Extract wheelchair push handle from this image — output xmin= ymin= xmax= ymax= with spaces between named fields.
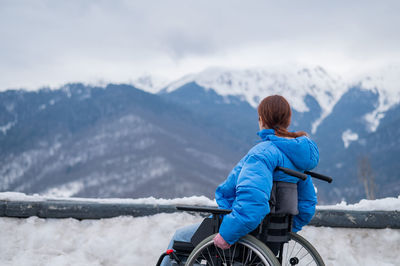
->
xmin=276 ymin=166 xmax=308 ymax=181
xmin=304 ymin=171 xmax=333 ymax=183
xmin=276 ymin=166 xmax=333 ymax=183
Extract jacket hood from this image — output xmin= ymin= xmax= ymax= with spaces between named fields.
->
xmin=257 ymin=129 xmax=319 ymax=171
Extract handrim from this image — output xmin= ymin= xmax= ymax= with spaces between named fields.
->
xmin=186 ymin=233 xmax=280 ymax=265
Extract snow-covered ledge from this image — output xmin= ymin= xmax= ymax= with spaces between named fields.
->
xmin=0 ymin=192 xmax=215 ymax=219
xmin=0 ymin=192 xmax=399 ymax=229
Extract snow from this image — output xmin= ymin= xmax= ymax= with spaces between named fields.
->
xmin=164 ymin=65 xmax=400 ymax=133
xmin=185 ymin=148 xmax=232 ymax=171
xmin=61 ymin=84 xmax=72 ymax=98
xmin=165 ymin=66 xmax=350 ymax=134
xmin=0 ymin=192 xmax=217 ymax=206
xmin=341 ymin=129 xmax=359 ymax=148
xmin=0 ymin=120 xmax=17 ymax=135
xmin=0 ymin=141 xmax=63 ymax=191
xmin=0 ymin=213 xmax=399 ymax=266
xmin=131 ymin=74 xmax=170 ymax=94
xmin=0 ymin=213 xmax=202 ymax=266
xmin=317 ymin=195 xmax=400 ymax=211
xmin=0 ymin=193 xmax=399 ymax=265
xmin=299 ymin=226 xmax=400 ymax=266
xmin=360 ymin=65 xmax=400 ymax=132
xmin=43 ymin=181 xmax=85 ymax=198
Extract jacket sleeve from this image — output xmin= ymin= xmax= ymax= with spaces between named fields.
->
xmin=215 ymin=158 xmax=245 ymax=210
xmin=218 ymin=154 xmax=274 ymax=244
xmin=292 ymin=176 xmax=317 ymax=232
xmin=304 ymin=137 xmax=319 ymax=170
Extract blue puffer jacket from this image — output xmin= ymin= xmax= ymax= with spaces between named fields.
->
xmin=215 ymin=129 xmax=319 ymax=244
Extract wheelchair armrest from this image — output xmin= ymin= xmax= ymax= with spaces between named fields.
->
xmin=172 ymin=240 xmax=195 ymax=253
xmin=176 ymin=205 xmax=232 ymax=215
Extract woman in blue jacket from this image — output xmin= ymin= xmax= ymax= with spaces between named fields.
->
xmin=161 ymin=95 xmax=319 ymax=264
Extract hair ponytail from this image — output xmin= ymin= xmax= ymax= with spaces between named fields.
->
xmin=273 ymin=126 xmax=307 ymax=138
xmin=258 ymin=95 xmax=308 ymax=138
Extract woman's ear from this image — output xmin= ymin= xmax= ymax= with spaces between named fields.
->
xmin=258 ymin=116 xmax=264 ymax=130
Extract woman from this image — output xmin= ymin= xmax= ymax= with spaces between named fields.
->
xmin=161 ymin=95 xmax=318 ymax=264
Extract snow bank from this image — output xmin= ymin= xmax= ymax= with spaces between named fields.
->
xmin=300 ymin=226 xmax=400 ymax=266
xmin=0 ymin=213 xmax=399 ymax=266
xmin=0 ymin=213 xmax=201 ymax=266
xmin=317 ymin=195 xmax=400 ymax=211
xmin=0 ymin=192 xmax=217 ymax=206
xmin=1 ymin=193 xmax=399 ymax=265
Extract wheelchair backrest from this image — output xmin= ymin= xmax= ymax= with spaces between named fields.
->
xmin=250 ymin=181 xmax=298 ymax=244
xmin=269 ymin=181 xmax=298 ymax=215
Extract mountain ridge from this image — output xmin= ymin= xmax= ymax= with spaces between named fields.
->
xmin=154 ymin=66 xmax=399 ymax=134
xmin=0 ymin=69 xmax=399 ymax=203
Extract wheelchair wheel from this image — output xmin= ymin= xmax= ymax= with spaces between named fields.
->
xmin=280 ymin=232 xmax=325 ymax=266
xmin=186 ymin=233 xmax=280 ymax=266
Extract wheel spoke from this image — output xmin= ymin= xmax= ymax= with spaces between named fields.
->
xmin=242 ymin=244 xmax=246 ymax=264
xmin=248 ymin=250 xmax=258 ymax=265
xmin=288 ymin=240 xmax=297 ymax=260
xmin=305 ymin=257 xmax=316 ymax=266
xmin=285 ymin=233 xmax=325 ymax=266
xmin=299 ymin=250 xmax=311 ymax=261
xmin=231 ymin=243 xmax=238 ymax=265
xmin=222 ymin=247 xmax=227 ymax=264
xmin=215 ymin=246 xmax=226 ymax=264
xmin=186 ymin=234 xmax=280 ymax=266
xmin=206 ymin=246 xmax=215 ymax=266
xmin=282 ymin=242 xmax=289 ymax=266
xmin=293 ymin=245 xmax=304 ymax=259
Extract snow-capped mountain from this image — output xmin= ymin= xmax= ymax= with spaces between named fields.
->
xmin=131 ymin=74 xmax=170 ymax=94
xmin=159 ymin=65 xmax=400 ymax=202
xmin=0 ymin=66 xmax=399 ymax=203
xmin=164 ymin=66 xmax=400 ymax=134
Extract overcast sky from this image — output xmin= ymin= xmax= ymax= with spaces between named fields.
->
xmin=1 ymin=0 xmax=399 ymax=90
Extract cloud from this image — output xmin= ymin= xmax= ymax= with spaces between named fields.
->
xmin=0 ymin=0 xmax=399 ymax=90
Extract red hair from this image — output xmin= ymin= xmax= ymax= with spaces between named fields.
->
xmin=257 ymin=95 xmax=307 ymax=138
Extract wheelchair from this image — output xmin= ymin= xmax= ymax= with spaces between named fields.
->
xmin=157 ymin=167 xmax=332 ymax=266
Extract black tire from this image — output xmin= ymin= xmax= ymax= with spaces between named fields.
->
xmin=186 ymin=233 xmax=280 ymax=265
xmin=280 ymin=232 xmax=325 ymax=266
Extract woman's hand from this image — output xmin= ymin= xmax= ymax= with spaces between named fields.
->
xmin=213 ymin=233 xmax=231 ymax=249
